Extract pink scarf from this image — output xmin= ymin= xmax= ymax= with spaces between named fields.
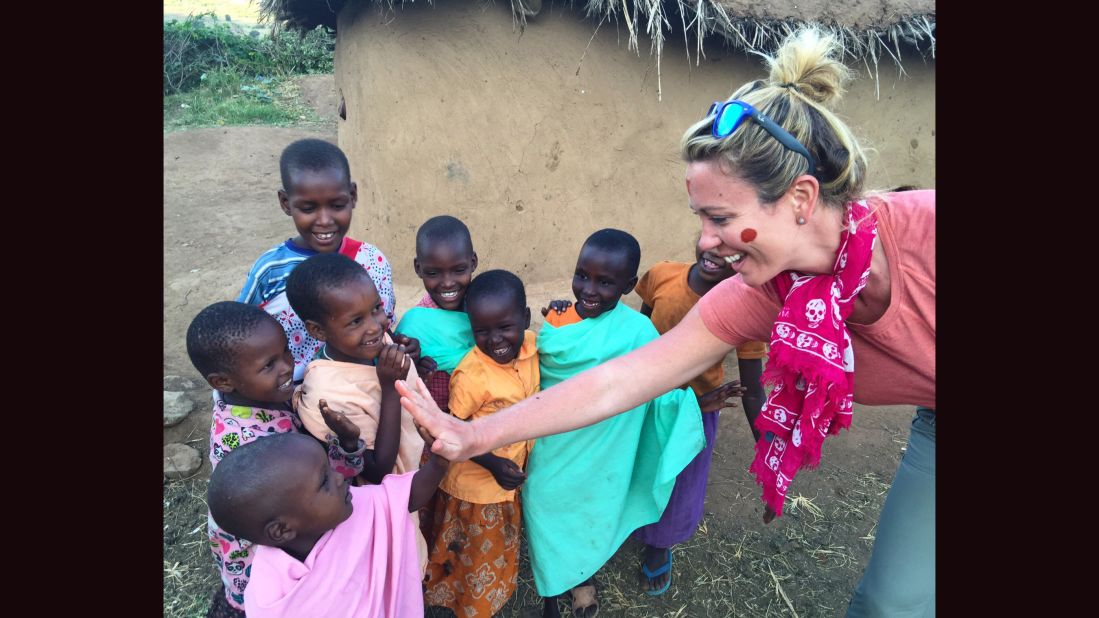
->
xmin=750 ymin=200 xmax=878 ymax=517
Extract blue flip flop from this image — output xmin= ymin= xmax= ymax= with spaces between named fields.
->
xmin=642 ymin=548 xmax=673 ymax=596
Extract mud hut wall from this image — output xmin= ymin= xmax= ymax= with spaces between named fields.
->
xmin=335 ymin=0 xmax=934 ymax=290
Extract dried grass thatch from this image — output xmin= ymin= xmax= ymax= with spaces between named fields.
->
xmin=259 ymin=1 xmax=935 ymax=98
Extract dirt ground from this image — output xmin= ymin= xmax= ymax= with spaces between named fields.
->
xmin=164 ymin=74 xmax=916 ymax=617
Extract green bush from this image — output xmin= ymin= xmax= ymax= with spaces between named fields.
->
xmin=163 ymin=13 xmax=333 ymax=95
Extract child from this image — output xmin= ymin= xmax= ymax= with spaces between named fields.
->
xmin=186 ymin=301 xmax=367 ymax=615
xmin=394 ymin=215 xmax=479 ymax=413
xmin=524 ymin=229 xmax=712 ymax=618
xmin=284 ymin=253 xmax=424 ymax=482
xmin=423 ymin=270 xmax=538 ymax=617
xmin=236 ymin=138 xmax=399 ymax=383
xmin=630 ymin=238 xmax=764 ymax=595
xmin=207 ymin=432 xmax=450 ymax=618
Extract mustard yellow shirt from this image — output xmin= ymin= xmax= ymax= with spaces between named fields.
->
xmin=440 ymin=330 xmax=540 ymax=504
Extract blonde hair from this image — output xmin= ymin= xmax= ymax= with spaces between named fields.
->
xmin=681 ymin=27 xmax=868 ymax=208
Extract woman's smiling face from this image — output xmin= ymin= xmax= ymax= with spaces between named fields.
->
xmin=687 ymin=159 xmax=800 ymax=287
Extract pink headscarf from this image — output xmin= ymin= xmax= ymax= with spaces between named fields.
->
xmin=751 ymin=200 xmax=878 ymax=516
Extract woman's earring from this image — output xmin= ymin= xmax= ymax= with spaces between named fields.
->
xmin=797 ymin=216 xmax=806 ymax=225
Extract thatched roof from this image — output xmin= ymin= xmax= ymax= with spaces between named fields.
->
xmin=259 ymin=1 xmax=934 ymax=97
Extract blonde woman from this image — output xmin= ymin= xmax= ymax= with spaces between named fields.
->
xmin=399 ymin=28 xmax=935 ymax=618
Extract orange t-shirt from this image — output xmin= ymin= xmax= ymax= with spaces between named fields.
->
xmin=543 ymin=304 xmax=583 ymax=328
xmin=697 ymin=191 xmax=935 ymax=408
xmin=440 ymin=331 xmax=540 ymax=504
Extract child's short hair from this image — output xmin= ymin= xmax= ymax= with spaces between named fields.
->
xmin=279 ymin=138 xmax=351 ymax=191
xmin=416 ymin=215 xmax=473 ymax=257
xmin=583 ymin=228 xmax=641 ymax=277
xmin=186 ymin=301 xmax=278 ymax=377
xmin=466 ymin=269 xmax=526 ymax=313
xmin=207 ymin=433 xmax=303 ymax=543
xmin=285 ymin=253 xmax=372 ymax=324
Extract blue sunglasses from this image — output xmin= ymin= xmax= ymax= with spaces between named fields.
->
xmin=706 ymin=100 xmax=817 ymax=177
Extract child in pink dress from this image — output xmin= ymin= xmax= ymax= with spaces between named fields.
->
xmin=207 ymin=433 xmax=450 ymax=618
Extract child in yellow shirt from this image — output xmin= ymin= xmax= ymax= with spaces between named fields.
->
xmin=423 ymin=270 xmax=538 ymax=617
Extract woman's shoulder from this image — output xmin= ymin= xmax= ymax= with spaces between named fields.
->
xmin=866 ymin=190 xmax=935 ymax=228
xmin=863 ymin=190 xmax=935 ymax=260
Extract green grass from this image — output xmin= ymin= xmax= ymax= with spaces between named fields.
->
xmin=163 ymin=6 xmax=334 ymax=129
xmin=163 ymin=68 xmax=321 ymax=130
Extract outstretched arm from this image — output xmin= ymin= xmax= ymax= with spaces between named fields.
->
xmin=398 ymin=305 xmax=736 ymax=461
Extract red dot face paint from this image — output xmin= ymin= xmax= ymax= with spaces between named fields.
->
xmin=741 ymin=228 xmax=758 ymax=243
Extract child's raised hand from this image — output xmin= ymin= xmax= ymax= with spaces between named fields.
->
xmin=489 ymin=458 xmax=527 ymax=490
xmin=388 ymin=331 xmax=422 ymax=365
xmin=540 ymin=299 xmax=572 ymax=317
xmin=319 ymin=399 xmax=360 ymax=452
xmin=377 ymin=344 xmax=412 ymax=385
xmin=697 ymin=380 xmax=748 ymax=413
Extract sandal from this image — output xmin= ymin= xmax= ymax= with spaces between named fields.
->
xmin=570 ymin=580 xmax=599 ymax=618
xmin=641 ymin=548 xmax=673 ymax=596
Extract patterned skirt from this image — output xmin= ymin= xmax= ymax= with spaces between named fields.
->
xmin=423 ymin=490 xmax=522 ymax=617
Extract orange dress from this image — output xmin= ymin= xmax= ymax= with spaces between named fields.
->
xmin=423 ymin=331 xmax=540 ymax=617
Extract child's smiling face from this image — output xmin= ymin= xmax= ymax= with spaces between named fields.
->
xmin=279 ymin=168 xmax=356 ymax=254
xmin=414 ymin=239 xmax=478 ymax=311
xmin=571 ymin=245 xmax=638 ymax=319
xmin=468 ymin=294 xmax=530 ymax=365
xmin=693 ymin=237 xmax=736 ymax=285
xmin=306 ymin=276 xmax=389 ymax=363
xmin=214 ymin=318 xmax=295 ymax=404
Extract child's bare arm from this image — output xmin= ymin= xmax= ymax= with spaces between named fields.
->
xmin=409 ymin=425 xmax=449 ymax=512
xmin=360 ymin=344 xmax=411 ymax=484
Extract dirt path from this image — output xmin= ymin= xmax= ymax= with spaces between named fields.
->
xmin=164 ymin=75 xmax=916 ymax=617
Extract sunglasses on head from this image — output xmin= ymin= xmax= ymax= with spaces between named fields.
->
xmin=706 ymin=100 xmax=817 ymax=177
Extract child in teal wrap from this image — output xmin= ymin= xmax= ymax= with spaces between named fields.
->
xmin=393 ymin=215 xmax=479 ymax=413
xmin=525 ymin=229 xmax=707 ymax=618
xmin=393 ymin=215 xmax=478 ymax=546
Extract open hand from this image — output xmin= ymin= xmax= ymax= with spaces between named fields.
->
xmin=396 ymin=377 xmax=479 ymax=461
xmin=698 ymin=380 xmax=748 ymax=413
xmin=319 ymin=399 xmax=360 ymax=452
xmin=415 ymin=421 xmax=450 ymax=464
xmin=377 ymin=344 xmax=412 ymax=384
xmin=540 ymin=299 xmax=572 ymax=317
